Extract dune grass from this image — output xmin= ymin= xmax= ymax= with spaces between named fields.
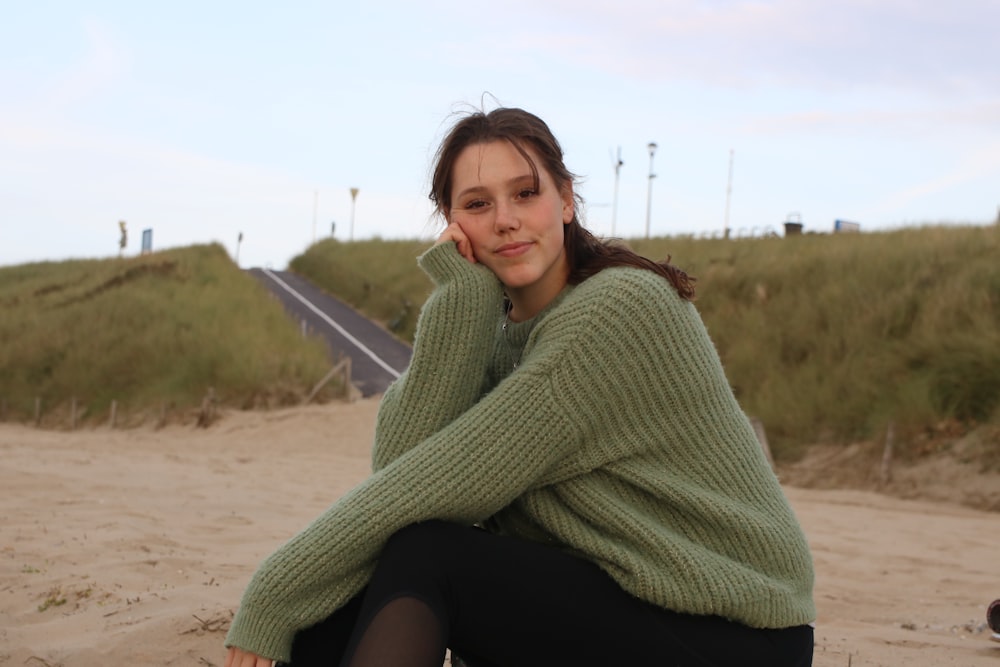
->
xmin=0 ymin=243 xmax=332 ymax=426
xmin=4 ymin=225 xmax=997 ymax=461
xmin=292 ymin=224 xmax=1000 ymax=459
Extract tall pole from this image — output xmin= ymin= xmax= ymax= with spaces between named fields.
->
xmin=611 ymin=146 xmax=623 ymax=237
xmin=644 ymin=142 xmax=657 ymax=239
xmin=312 ymin=190 xmax=318 ymax=243
xmin=349 ymin=187 xmax=359 ymax=241
xmin=724 ymin=149 xmax=734 ymax=238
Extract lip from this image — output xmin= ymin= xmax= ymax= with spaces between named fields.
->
xmin=495 ymin=241 xmax=533 ymax=258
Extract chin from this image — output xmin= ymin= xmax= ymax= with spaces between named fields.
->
xmin=497 ymin=271 xmax=539 ymax=290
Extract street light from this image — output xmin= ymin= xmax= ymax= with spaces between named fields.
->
xmin=349 ymin=187 xmax=359 ymax=241
xmin=611 ymin=146 xmax=623 ymax=237
xmin=312 ymin=190 xmax=318 ymax=243
xmin=645 ymin=142 xmax=657 ymax=239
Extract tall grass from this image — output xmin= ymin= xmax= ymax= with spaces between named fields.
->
xmin=0 ymin=244 xmax=332 ymax=425
xmin=629 ymin=226 xmax=1000 ymax=453
xmin=5 ymin=226 xmax=997 ymax=456
xmin=292 ymin=225 xmax=1000 ymax=458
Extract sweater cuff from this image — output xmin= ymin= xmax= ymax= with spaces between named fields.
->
xmin=224 ymin=605 xmax=295 ymax=664
xmin=417 ymin=241 xmax=497 ymax=289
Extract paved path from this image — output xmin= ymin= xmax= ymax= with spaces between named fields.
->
xmin=249 ymin=268 xmax=412 ymax=398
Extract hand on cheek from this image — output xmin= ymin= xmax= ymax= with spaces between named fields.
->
xmin=435 ymin=220 xmax=477 ymax=264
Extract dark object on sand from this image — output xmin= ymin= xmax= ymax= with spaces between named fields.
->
xmin=989 ymin=599 xmax=1000 ymax=642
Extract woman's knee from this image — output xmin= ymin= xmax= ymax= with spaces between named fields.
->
xmin=367 ymin=521 xmax=471 ymax=616
xmin=380 ymin=520 xmax=466 ymax=571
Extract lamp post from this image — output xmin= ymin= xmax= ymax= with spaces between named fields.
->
xmin=644 ymin=142 xmax=657 ymax=239
xmin=611 ymin=146 xmax=623 ymax=237
xmin=312 ymin=190 xmax=318 ymax=243
xmin=349 ymin=187 xmax=359 ymax=241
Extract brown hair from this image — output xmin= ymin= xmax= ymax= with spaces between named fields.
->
xmin=430 ymin=107 xmax=695 ymax=300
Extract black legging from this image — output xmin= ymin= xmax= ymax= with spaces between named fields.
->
xmin=283 ymin=520 xmax=813 ymax=667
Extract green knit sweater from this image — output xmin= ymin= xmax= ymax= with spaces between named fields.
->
xmin=225 ymin=242 xmax=816 ymax=662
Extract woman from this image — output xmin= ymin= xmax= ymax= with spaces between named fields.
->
xmin=225 ymin=107 xmax=816 ymax=667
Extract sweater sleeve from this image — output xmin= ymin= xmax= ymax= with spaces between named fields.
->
xmin=370 ymin=242 xmax=504 ymax=471
xmin=224 ymin=247 xmax=583 ymax=662
xmin=225 ymin=363 xmax=582 ymax=662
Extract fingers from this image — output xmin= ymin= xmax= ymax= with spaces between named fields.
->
xmin=436 ymin=221 xmax=476 ymax=264
xmin=225 ymin=646 xmax=274 ymax=667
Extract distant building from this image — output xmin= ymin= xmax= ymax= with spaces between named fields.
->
xmin=783 ymin=212 xmax=803 ymax=236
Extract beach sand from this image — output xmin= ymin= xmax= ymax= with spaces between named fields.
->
xmin=2 ymin=398 xmax=998 ymax=666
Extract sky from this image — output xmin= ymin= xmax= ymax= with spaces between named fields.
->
xmin=2 ymin=0 xmax=998 ymax=270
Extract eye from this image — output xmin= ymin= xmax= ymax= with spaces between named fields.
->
xmin=463 ymin=198 xmax=488 ymax=210
xmin=516 ymin=188 xmax=537 ymax=199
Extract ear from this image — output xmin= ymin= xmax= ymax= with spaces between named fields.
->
xmin=561 ymin=185 xmax=574 ymax=224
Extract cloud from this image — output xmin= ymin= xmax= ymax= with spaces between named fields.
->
xmin=503 ymin=0 xmax=1000 ymax=95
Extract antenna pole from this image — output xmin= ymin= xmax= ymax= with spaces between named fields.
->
xmin=724 ymin=149 xmax=734 ymax=237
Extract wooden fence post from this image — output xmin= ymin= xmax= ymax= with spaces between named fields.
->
xmin=109 ymin=400 xmax=118 ymax=429
xmin=35 ymin=397 xmax=42 ymax=427
xmin=303 ymin=356 xmax=357 ymax=404
xmin=879 ymin=421 xmax=895 ymax=489
xmin=343 ymin=356 xmax=356 ymax=402
xmin=197 ymin=388 xmax=218 ymax=428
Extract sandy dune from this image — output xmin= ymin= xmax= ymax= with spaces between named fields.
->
xmin=1 ymin=399 xmax=997 ymax=666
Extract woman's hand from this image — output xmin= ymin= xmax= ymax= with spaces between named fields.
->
xmin=435 ymin=221 xmax=476 ymax=264
xmin=224 ymin=646 xmax=275 ymax=667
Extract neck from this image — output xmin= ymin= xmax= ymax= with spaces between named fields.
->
xmin=506 ymin=288 xmax=556 ymax=322
xmin=505 ymin=265 xmax=570 ymax=322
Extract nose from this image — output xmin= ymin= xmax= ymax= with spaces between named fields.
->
xmin=494 ymin=199 xmax=519 ymax=233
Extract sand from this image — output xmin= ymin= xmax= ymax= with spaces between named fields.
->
xmin=1 ymin=398 xmax=998 ymax=667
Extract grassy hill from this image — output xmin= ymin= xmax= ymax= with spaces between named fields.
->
xmin=0 ymin=243 xmax=333 ymax=427
xmin=2 ymin=225 xmax=997 ymax=473
xmin=292 ymin=225 xmax=1000 ymax=463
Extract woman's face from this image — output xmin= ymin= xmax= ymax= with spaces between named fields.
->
xmin=448 ymin=140 xmax=574 ymax=318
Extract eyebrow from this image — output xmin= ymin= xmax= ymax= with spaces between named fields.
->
xmin=454 ymin=174 xmax=536 ymax=202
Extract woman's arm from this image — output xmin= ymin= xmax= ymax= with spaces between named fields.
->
xmin=371 ymin=239 xmax=504 ymax=470
xmin=225 ymin=350 xmax=582 ymax=662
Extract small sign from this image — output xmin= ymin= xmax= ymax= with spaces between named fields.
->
xmin=834 ymin=219 xmax=860 ymax=233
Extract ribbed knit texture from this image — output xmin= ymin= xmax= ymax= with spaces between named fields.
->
xmin=225 ymin=242 xmax=816 ymax=662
